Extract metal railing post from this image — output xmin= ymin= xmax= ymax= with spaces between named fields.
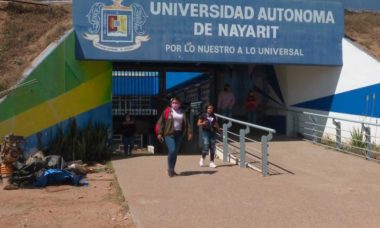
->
xmin=333 ymin=119 xmax=341 ymax=151
xmin=261 ymin=132 xmax=272 ymax=177
xmin=239 ymin=126 xmax=250 ymax=168
xmin=311 ymin=116 xmax=317 ymax=144
xmin=293 ymin=113 xmax=299 ymax=137
xmin=222 ymin=121 xmax=232 ymax=162
xmin=362 ymin=124 xmax=371 ymax=160
xmin=215 ymin=113 xmax=276 ymax=175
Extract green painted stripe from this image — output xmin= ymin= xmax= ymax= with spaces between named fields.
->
xmin=0 ymin=73 xmax=111 ymax=137
xmin=0 ymin=31 xmax=112 ymax=122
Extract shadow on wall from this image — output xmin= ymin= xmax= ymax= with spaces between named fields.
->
xmin=275 ymin=65 xmax=342 ymax=112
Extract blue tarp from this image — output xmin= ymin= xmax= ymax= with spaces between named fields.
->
xmin=34 ymin=169 xmax=84 ymax=187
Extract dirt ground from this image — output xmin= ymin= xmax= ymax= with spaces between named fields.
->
xmin=0 ymin=3 xmax=135 ymax=227
xmin=0 ymin=163 xmax=135 ymax=228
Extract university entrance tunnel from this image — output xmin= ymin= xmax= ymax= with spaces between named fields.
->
xmin=111 ymin=63 xmax=213 ymax=154
xmin=111 ymin=62 xmax=284 ymax=154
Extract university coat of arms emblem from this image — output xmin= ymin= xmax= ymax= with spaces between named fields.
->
xmin=84 ymin=0 xmax=149 ymax=52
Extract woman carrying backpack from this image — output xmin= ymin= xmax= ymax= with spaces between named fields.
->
xmin=157 ymin=97 xmax=193 ymax=177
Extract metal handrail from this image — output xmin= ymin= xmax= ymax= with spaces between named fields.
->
xmin=300 ymin=111 xmax=380 ymax=161
xmin=214 ymin=113 xmax=276 ymax=176
xmin=215 ymin=114 xmax=276 ymax=134
xmin=264 ymin=107 xmax=380 ymax=161
xmin=303 ymin=111 xmax=379 ymax=127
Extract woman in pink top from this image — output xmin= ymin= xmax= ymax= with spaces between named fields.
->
xmin=217 ymin=83 xmax=235 ymax=118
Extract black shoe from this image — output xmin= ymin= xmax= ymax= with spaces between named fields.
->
xmin=168 ymin=170 xmax=175 ymax=177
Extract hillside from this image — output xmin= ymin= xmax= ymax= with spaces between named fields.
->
xmin=0 ymin=1 xmax=72 ymax=92
xmin=345 ymin=10 xmax=380 ymax=59
xmin=0 ymin=3 xmax=379 ymax=93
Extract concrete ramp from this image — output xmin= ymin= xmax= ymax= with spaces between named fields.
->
xmin=112 ymin=140 xmax=380 ymax=228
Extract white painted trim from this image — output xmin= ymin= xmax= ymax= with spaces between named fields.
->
xmin=20 ymin=28 xmax=74 ymax=83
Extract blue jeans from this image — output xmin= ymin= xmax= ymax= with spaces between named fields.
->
xmin=247 ymin=112 xmax=257 ymax=124
xmin=123 ymin=135 xmax=134 ymax=155
xmin=201 ymin=131 xmax=216 ymax=162
xmin=164 ymin=131 xmax=184 ymax=171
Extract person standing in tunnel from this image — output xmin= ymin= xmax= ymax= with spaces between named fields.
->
xmin=197 ymin=103 xmax=221 ymax=168
xmin=121 ymin=114 xmax=137 ymax=156
xmin=217 ymin=83 xmax=235 ymax=118
xmin=245 ymin=89 xmax=258 ymax=124
xmin=157 ymin=96 xmax=193 ymax=177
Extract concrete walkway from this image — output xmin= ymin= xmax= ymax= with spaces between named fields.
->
xmin=112 ymin=140 xmax=380 ymax=228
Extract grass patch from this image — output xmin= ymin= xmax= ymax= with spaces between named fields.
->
xmin=350 ymin=127 xmax=365 ymax=149
xmin=106 ymin=161 xmax=128 ymax=210
xmin=321 ymin=134 xmax=336 ymax=148
xmin=317 ymin=128 xmax=380 ymax=160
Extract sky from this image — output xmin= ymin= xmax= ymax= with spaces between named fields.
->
xmin=166 ymin=72 xmax=203 ymax=89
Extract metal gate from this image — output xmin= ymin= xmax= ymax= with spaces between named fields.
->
xmin=112 ymin=70 xmax=159 ymax=116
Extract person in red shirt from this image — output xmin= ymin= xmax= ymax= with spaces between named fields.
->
xmin=245 ymin=90 xmax=258 ymax=124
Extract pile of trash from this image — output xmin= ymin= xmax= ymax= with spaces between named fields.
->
xmin=1 ymin=134 xmax=93 ymax=190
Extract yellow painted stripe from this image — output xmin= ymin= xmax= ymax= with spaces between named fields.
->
xmin=0 ymin=74 xmax=110 ymax=137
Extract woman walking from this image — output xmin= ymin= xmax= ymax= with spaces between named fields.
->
xmin=157 ymin=97 xmax=193 ymax=177
xmin=197 ymin=104 xmax=220 ymax=168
